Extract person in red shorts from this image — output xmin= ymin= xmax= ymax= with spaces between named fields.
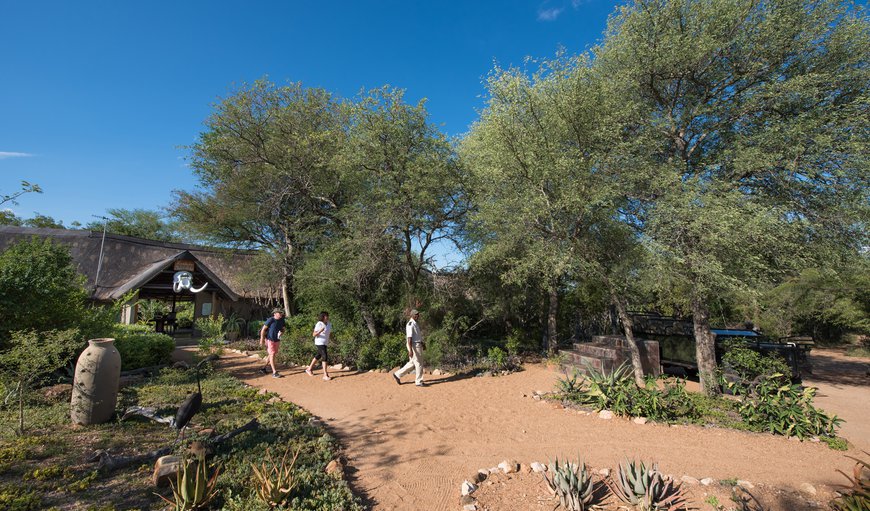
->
xmin=259 ymin=308 xmax=286 ymax=378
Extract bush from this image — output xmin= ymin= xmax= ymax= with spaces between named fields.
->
xmin=738 ymin=374 xmax=842 ymax=438
xmin=378 ymin=333 xmax=407 ymax=369
xmin=112 ymin=327 xmax=174 ymax=370
xmin=719 ymin=341 xmax=791 ymax=395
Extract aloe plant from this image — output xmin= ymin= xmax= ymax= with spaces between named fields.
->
xmin=608 ymin=459 xmax=691 ymax=511
xmin=542 ymin=457 xmax=595 ymax=511
xmin=831 ymin=452 xmax=870 ymax=511
xmin=157 ymin=451 xmax=220 ymax=510
xmin=251 ymin=445 xmax=301 ymax=508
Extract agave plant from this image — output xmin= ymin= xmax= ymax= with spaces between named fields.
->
xmin=251 ymin=445 xmax=301 ymax=508
xmin=542 ymin=457 xmax=595 ymax=511
xmin=157 ymin=451 xmax=221 ymax=511
xmin=831 ymin=452 xmax=870 ymax=511
xmin=608 ymin=459 xmax=691 ymax=511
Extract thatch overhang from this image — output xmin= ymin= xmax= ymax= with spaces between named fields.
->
xmin=0 ymin=226 xmax=278 ymax=302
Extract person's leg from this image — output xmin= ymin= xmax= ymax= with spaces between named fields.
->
xmin=412 ymin=344 xmax=424 ymax=385
xmin=267 ymin=341 xmax=279 ymax=375
xmin=395 ymin=357 xmax=415 ymax=379
xmin=321 ymin=346 xmax=330 ymax=380
xmin=306 ymin=356 xmax=317 ymax=376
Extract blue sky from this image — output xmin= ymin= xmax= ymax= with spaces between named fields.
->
xmin=1 ymin=0 xmax=618 ymax=233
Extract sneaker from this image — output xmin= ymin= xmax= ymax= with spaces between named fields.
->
xmin=322 ymin=376 xmax=331 ymax=381
xmin=392 ymin=373 xmax=401 ymax=385
xmin=415 ymin=382 xmax=425 ymax=387
xmin=272 ymin=372 xmax=282 ymax=378
xmin=305 ymin=368 xmax=313 ymax=377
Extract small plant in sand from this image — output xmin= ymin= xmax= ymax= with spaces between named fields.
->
xmin=157 ymin=451 xmax=220 ymax=510
xmin=831 ymin=451 xmax=870 ymax=511
xmin=607 ymin=459 xmax=691 ymax=511
xmin=542 ymin=457 xmax=595 ymax=511
xmin=251 ymin=444 xmax=302 ymax=508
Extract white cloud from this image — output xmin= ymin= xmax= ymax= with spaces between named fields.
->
xmin=0 ymin=152 xmax=34 ymax=159
xmin=571 ymin=0 xmax=585 ymax=7
xmin=537 ymin=7 xmax=564 ymax=21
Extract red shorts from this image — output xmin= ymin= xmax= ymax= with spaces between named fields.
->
xmin=266 ymin=340 xmax=280 ymax=356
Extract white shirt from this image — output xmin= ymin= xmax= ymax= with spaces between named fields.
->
xmin=406 ymin=318 xmax=422 ymax=344
xmin=314 ymin=321 xmax=331 ymax=345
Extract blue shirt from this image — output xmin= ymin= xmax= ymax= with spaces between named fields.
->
xmin=264 ymin=317 xmax=285 ymax=341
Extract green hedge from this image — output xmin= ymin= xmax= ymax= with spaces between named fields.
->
xmin=112 ymin=327 xmax=174 ymax=370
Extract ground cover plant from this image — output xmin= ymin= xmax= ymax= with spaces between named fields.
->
xmin=0 ymin=364 xmax=361 ymax=510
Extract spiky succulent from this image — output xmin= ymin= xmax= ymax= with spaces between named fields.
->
xmin=831 ymin=452 xmax=869 ymax=511
xmin=251 ymin=445 xmax=301 ymax=508
xmin=157 ymin=451 xmax=220 ymax=511
xmin=608 ymin=459 xmax=691 ymax=511
xmin=542 ymin=457 xmax=595 ymax=511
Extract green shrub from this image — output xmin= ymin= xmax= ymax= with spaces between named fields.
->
xmin=355 ymin=336 xmax=383 ymax=370
xmin=738 ymin=374 xmax=842 ymax=438
xmin=719 ymin=341 xmax=791 ymax=395
xmin=505 ymin=328 xmax=538 ymax=356
xmin=0 ymin=485 xmax=41 ymax=511
xmin=378 ymin=333 xmax=407 ymax=369
xmin=112 ymin=331 xmax=174 ymax=370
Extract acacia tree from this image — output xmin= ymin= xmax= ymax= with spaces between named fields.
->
xmin=346 ymin=87 xmax=466 ymax=307
xmin=173 ymin=81 xmax=350 ymax=314
xmin=596 ymin=0 xmax=870 ymax=393
xmin=462 ymin=57 xmax=649 ymax=374
xmin=85 ymin=208 xmax=180 ymax=242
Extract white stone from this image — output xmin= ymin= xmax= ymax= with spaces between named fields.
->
xmin=800 ymin=483 xmax=817 ymax=495
xmin=461 ymin=480 xmax=477 ymax=496
xmin=432 ymin=369 xmax=442 ymax=376
xmin=530 ymin=462 xmax=546 ymax=473
xmin=499 ymin=460 xmax=519 ymax=473
xmin=489 ymin=467 xmax=500 ymax=474
xmin=533 ymin=394 xmax=542 ymax=401
xmin=599 ymin=410 xmax=614 ymax=420
xmin=463 ymin=505 xmax=477 ymax=511
xmin=331 ymin=363 xmax=343 ymax=370
xmin=598 ymin=468 xmax=611 ymax=477
xmin=700 ymin=477 xmax=715 ymax=486
xmin=680 ymin=475 xmax=699 ymax=485
xmin=737 ymin=480 xmax=754 ymax=489
xmin=633 ymin=417 xmax=648 ymax=425
xmin=810 ymin=436 xmax=820 ymax=443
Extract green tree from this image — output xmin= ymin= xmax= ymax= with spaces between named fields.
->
xmin=346 ymin=87 xmax=466 ymax=305
xmin=173 ymin=80 xmax=350 ymax=315
xmin=21 ymin=212 xmax=64 ymax=228
xmin=0 ymin=181 xmax=41 ymax=208
xmin=596 ymin=0 xmax=870 ymax=393
xmin=0 ymin=238 xmax=90 ymax=346
xmin=86 ymin=208 xmax=180 ymax=241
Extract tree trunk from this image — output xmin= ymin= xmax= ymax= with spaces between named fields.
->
xmin=692 ymin=295 xmax=720 ymax=396
xmin=361 ymin=305 xmax=379 ymax=338
xmin=17 ymin=380 xmax=24 ymax=436
xmin=281 ymin=271 xmax=296 ymax=316
xmin=546 ymin=284 xmax=559 ymax=355
xmin=611 ymin=293 xmax=645 ymax=387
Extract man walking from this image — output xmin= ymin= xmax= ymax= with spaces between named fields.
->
xmin=259 ymin=308 xmax=286 ymax=378
xmin=393 ymin=309 xmax=425 ymax=387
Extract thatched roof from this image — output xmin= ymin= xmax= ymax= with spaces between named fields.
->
xmin=0 ymin=226 xmax=279 ymax=301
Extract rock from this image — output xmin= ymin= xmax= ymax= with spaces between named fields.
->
xmin=633 ymin=417 xmax=648 ymax=425
xmin=472 ymin=471 xmax=487 ymax=484
xmin=489 ymin=467 xmax=500 ymax=474
xmin=535 ymin=390 xmax=546 ymax=396
xmin=331 ymin=364 xmax=343 ymax=370
xmin=152 ymin=455 xmax=182 ymax=487
xmin=463 ymin=505 xmax=477 ymax=511
xmin=499 ymin=460 xmax=519 ymax=474
xmin=533 ymin=394 xmax=542 ymax=401
xmin=531 ymin=462 xmax=547 ymax=473
xmin=598 ymin=468 xmax=610 ymax=477
xmin=197 ymin=428 xmax=216 ymax=437
xmin=810 ymin=436 xmax=820 ymax=443
xmin=520 ymin=463 xmax=531 ymax=473
xmin=432 ymin=369 xmax=443 ymax=376
xmin=800 ymin=483 xmax=817 ymax=496
xmin=599 ymin=410 xmax=614 ymax=420
xmin=700 ymin=477 xmax=715 ymax=486
xmin=172 ymin=361 xmax=190 ymax=369
xmin=258 ymin=388 xmax=268 ymax=395
xmin=737 ymin=480 xmax=754 ymax=489
xmin=326 ymin=459 xmax=344 ymax=478
xmin=461 ymin=480 xmax=477 ymax=496
xmin=460 ymin=494 xmax=475 ymax=505
xmin=680 ymin=475 xmax=699 ymax=485
xmin=268 ymin=397 xmax=281 ymax=404
xmin=551 ymin=403 xmax=564 ymax=410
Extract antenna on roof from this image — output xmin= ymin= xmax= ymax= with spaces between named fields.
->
xmin=92 ymin=215 xmax=110 ymax=294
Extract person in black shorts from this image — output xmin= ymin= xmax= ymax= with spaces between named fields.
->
xmin=305 ymin=311 xmax=332 ymax=381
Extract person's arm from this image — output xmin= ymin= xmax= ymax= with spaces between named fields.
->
xmin=259 ymin=325 xmax=267 ymax=345
xmin=313 ymin=322 xmax=324 ymax=338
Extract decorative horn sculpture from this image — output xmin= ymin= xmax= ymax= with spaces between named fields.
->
xmin=172 ymin=271 xmax=208 ymax=294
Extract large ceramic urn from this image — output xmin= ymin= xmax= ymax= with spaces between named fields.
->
xmin=70 ymin=338 xmax=122 ymax=425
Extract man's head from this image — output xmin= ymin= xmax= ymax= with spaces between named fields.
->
xmin=410 ymin=309 xmax=420 ymax=319
xmin=272 ymin=308 xmax=284 ymax=319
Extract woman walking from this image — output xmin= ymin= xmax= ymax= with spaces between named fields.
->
xmin=305 ymin=311 xmax=332 ymax=381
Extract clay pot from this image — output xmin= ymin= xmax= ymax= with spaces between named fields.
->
xmin=70 ymin=338 xmax=122 ymax=425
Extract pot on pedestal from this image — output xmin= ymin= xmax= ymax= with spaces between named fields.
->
xmin=70 ymin=338 xmax=121 ymax=425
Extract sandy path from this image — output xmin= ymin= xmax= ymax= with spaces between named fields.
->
xmin=214 ymin=351 xmax=867 ymax=511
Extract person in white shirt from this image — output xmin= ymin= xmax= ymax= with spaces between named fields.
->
xmin=305 ymin=311 xmax=332 ymax=381
xmin=393 ymin=309 xmax=425 ymax=387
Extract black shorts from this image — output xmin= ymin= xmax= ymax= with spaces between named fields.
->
xmin=314 ymin=344 xmax=328 ymax=363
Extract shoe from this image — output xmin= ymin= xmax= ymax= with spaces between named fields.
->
xmin=322 ymin=376 xmax=331 ymax=381
xmin=415 ymin=382 xmax=425 ymax=387
xmin=392 ymin=373 xmax=401 ymax=385
xmin=272 ymin=372 xmax=282 ymax=378
xmin=260 ymin=365 xmax=269 ymax=374
xmin=305 ymin=368 xmax=313 ymax=377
